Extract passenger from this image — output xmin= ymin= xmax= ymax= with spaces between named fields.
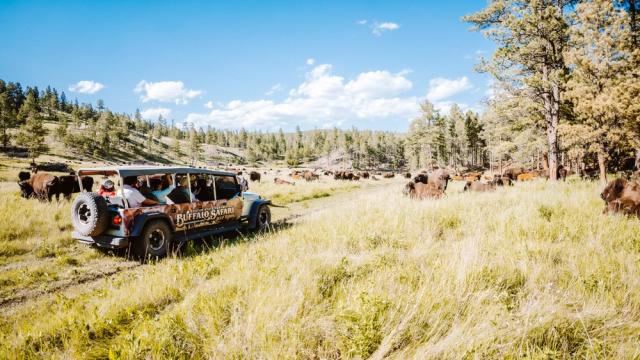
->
xmin=122 ymin=176 xmax=158 ymax=208
xmin=97 ymin=179 xmax=116 ymax=197
xmin=151 ymin=175 xmax=176 ymax=204
xmin=178 ymin=176 xmax=197 ymax=202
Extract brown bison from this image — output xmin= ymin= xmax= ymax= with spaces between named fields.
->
xmin=382 ymin=172 xmax=395 ymax=178
xmin=404 ymin=172 xmax=412 ymax=179
xmin=403 ymin=181 xmax=444 ymax=200
xmin=503 ymin=167 xmax=525 ymax=181
xmin=303 ymin=171 xmax=319 ymax=181
xmin=249 ymin=171 xmax=261 ymax=182
xmin=52 ymin=175 xmax=95 ymax=200
xmin=360 ymin=172 xmax=370 ymax=179
xmin=464 ymin=181 xmax=496 ymax=192
xmin=429 ymin=169 xmax=451 ymax=191
xmin=18 ymin=173 xmax=60 ymax=201
xmin=517 ymin=172 xmax=538 ymax=181
xmin=274 ymin=177 xmax=295 ymax=185
xmin=557 ymin=165 xmax=568 ymax=181
xmin=601 ymin=178 xmax=640 ymax=216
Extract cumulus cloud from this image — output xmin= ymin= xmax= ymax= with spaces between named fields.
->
xmin=69 ymin=80 xmax=104 ymax=94
xmin=265 ymin=83 xmax=283 ymax=96
xmin=306 ymin=58 xmax=315 ymax=66
xmin=371 ymin=22 xmax=400 ymax=36
xmin=184 ymin=64 xmax=418 ymax=130
xmin=426 ymin=76 xmax=472 ymax=103
xmin=141 ymin=107 xmax=172 ymax=120
xmin=134 ymin=80 xmax=202 ymax=105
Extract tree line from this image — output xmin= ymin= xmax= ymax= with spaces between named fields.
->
xmin=464 ymin=0 xmax=640 ymax=181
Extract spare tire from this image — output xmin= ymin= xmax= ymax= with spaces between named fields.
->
xmin=71 ymin=192 xmax=109 ymax=236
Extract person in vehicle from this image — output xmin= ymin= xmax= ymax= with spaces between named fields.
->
xmin=151 ymin=175 xmax=175 ymax=204
xmin=122 ymin=176 xmax=158 ymax=208
xmin=98 ymin=179 xmax=116 ymax=197
xmin=178 ymin=176 xmax=197 ymax=202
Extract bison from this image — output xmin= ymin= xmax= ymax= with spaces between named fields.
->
xmin=558 ymin=165 xmax=568 ymax=181
xmin=52 ymin=175 xmax=95 ymax=200
xmin=464 ymin=181 xmax=496 ymax=192
xmin=503 ymin=167 xmax=525 ymax=181
xmin=413 ymin=173 xmax=428 ymax=184
xmin=18 ymin=171 xmax=31 ymax=182
xmin=517 ymin=172 xmax=538 ymax=181
xmin=360 ymin=172 xmax=370 ymax=179
xmin=18 ymin=173 xmax=59 ymax=201
xmin=303 ymin=171 xmax=319 ymax=181
xmin=429 ymin=169 xmax=451 ymax=191
xmin=249 ymin=171 xmax=261 ymax=182
xmin=403 ymin=181 xmax=444 ymax=200
xmin=382 ymin=172 xmax=395 ymax=178
xmin=404 ymin=172 xmax=412 ymax=179
xmin=601 ymin=178 xmax=640 ymax=216
xmin=274 ymin=177 xmax=295 ymax=185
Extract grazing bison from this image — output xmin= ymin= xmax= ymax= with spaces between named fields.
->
xmin=249 ymin=171 xmax=261 ymax=182
xmin=18 ymin=173 xmax=59 ymax=201
xmin=491 ymin=174 xmax=512 ymax=186
xmin=464 ymin=181 xmax=496 ymax=192
xmin=517 ymin=172 xmax=538 ymax=181
xmin=429 ymin=169 xmax=451 ymax=191
xmin=52 ymin=175 xmax=94 ymax=200
xmin=601 ymin=178 xmax=640 ymax=216
xmin=303 ymin=171 xmax=319 ymax=181
xmin=503 ymin=167 xmax=525 ymax=181
xmin=403 ymin=181 xmax=444 ymax=200
xmin=334 ymin=171 xmax=354 ymax=180
xmin=360 ymin=172 xmax=370 ymax=179
xmin=404 ymin=172 xmax=412 ymax=179
xmin=274 ymin=177 xmax=295 ymax=185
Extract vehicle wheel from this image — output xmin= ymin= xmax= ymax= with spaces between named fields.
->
xmin=133 ymin=220 xmax=171 ymax=260
xmin=71 ymin=192 xmax=109 ymax=237
xmin=254 ymin=205 xmax=271 ymax=232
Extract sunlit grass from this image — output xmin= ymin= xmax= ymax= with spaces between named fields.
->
xmin=0 ymin=175 xmax=639 ymax=358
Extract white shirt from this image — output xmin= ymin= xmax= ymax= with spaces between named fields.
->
xmin=123 ymin=184 xmax=147 ymax=208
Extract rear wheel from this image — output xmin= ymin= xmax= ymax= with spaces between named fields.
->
xmin=132 ymin=220 xmax=172 ymax=261
xmin=71 ymin=192 xmax=109 ymax=237
xmin=254 ymin=205 xmax=271 ymax=232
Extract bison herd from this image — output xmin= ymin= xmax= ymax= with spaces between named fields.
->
xmin=17 ymin=171 xmax=93 ymax=201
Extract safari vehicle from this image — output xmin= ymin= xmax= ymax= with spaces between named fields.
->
xmin=70 ymin=166 xmax=271 ymax=259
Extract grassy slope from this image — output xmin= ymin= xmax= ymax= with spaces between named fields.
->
xmin=0 ymin=176 xmax=639 ymax=358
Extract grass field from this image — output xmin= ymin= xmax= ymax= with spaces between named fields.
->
xmin=0 ymin=171 xmax=639 ymax=359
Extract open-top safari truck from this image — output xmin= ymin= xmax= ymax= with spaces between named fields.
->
xmin=70 ymin=166 xmax=271 ymax=259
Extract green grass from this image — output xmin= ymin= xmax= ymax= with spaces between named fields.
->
xmin=0 ymin=177 xmax=639 ymax=358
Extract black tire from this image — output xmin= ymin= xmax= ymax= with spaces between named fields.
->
xmin=253 ymin=205 xmax=271 ymax=232
xmin=71 ymin=192 xmax=109 ymax=236
xmin=132 ymin=220 xmax=171 ymax=260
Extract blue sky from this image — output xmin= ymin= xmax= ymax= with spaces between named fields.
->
xmin=0 ymin=0 xmax=493 ymax=131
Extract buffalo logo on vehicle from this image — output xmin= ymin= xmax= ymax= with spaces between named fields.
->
xmin=175 ymin=206 xmax=235 ymax=228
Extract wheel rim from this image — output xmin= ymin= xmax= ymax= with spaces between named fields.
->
xmin=77 ymin=204 xmax=91 ymax=224
xmin=148 ymin=229 xmax=165 ymax=251
xmin=258 ymin=209 xmax=269 ymax=228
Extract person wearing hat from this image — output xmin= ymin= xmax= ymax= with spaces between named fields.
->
xmin=98 ymin=179 xmax=117 ymax=197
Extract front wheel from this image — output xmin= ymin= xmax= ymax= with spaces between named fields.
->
xmin=132 ymin=220 xmax=172 ymax=261
xmin=254 ymin=205 xmax=271 ymax=232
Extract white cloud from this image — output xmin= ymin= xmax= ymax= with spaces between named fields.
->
xmin=426 ymin=76 xmax=473 ymax=102
xmin=265 ymin=83 xmax=283 ymax=96
xmin=306 ymin=58 xmax=315 ymax=66
xmin=204 ymin=101 xmax=214 ymax=109
xmin=372 ymin=22 xmax=400 ymax=36
xmin=69 ymin=80 xmax=104 ymax=94
xmin=141 ymin=107 xmax=172 ymax=120
xmin=184 ymin=63 xmax=418 ymax=130
xmin=356 ymin=19 xmax=367 ymax=25
xmin=134 ymin=80 xmax=202 ymax=105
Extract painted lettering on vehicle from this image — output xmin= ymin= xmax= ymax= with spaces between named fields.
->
xmin=175 ymin=206 xmax=235 ymax=227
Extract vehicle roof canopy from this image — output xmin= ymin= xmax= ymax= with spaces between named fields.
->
xmin=76 ymin=166 xmax=236 ymax=177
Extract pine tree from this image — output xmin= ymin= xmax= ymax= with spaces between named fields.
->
xmin=16 ymin=114 xmax=48 ymax=163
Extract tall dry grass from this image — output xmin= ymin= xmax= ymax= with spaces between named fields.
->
xmin=0 ymin=178 xmax=639 ymax=359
